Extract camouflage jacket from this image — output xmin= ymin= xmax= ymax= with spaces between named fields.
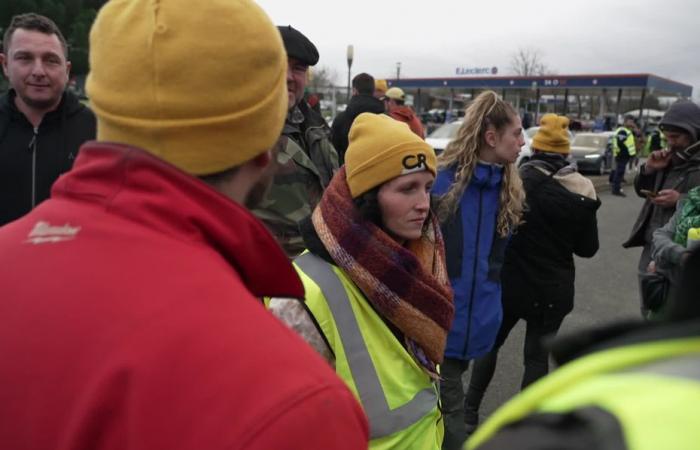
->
xmin=254 ymin=102 xmax=338 ymax=257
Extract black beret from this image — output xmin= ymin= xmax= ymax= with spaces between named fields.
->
xmin=277 ymin=25 xmax=319 ymax=66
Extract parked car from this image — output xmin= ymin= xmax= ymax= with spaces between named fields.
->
xmin=569 ymin=131 xmax=614 ymax=175
xmin=426 ymin=120 xmax=532 ymax=166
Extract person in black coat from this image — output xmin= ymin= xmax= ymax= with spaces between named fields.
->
xmin=331 ymin=73 xmax=384 ymax=164
xmin=462 ymin=114 xmax=601 ymax=432
xmin=0 ymin=13 xmax=96 ymax=226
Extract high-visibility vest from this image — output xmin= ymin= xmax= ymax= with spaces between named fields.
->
xmin=613 ymin=126 xmax=637 ymax=157
xmin=644 ymin=130 xmax=667 ymax=154
xmin=294 ymin=252 xmax=443 ymax=450
xmin=466 ymin=336 xmax=700 ymax=450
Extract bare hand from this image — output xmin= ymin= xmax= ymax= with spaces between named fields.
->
xmin=646 ymin=261 xmax=656 ymax=273
xmin=645 ymin=149 xmax=672 ymax=172
xmin=651 ymin=189 xmax=680 ymax=207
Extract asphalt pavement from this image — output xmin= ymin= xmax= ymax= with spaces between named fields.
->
xmin=474 ymin=176 xmax=647 ymax=421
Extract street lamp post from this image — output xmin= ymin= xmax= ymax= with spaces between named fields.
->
xmin=396 ymin=62 xmax=401 ymax=80
xmin=346 ymin=45 xmax=354 ymax=103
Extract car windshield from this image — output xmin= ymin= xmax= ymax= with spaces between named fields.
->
xmin=429 ymin=121 xmax=462 ymax=139
xmin=572 ymin=134 xmax=607 ymax=149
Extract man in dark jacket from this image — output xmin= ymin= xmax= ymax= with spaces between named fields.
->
xmin=462 ymin=114 xmax=601 ymax=434
xmin=0 ymin=13 xmax=96 ymax=225
xmin=331 ymin=72 xmax=384 ymax=163
xmin=623 ymin=100 xmax=700 ymax=316
xmin=252 ymin=25 xmax=339 ymax=257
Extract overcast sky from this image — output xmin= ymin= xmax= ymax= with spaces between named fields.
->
xmin=257 ymin=0 xmax=700 ymax=101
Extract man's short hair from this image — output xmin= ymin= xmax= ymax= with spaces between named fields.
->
xmin=2 ymin=13 xmax=68 ymax=57
xmin=352 ymin=73 xmax=375 ymax=96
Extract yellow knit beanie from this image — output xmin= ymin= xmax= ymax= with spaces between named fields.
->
xmin=374 ymin=79 xmax=388 ymax=94
xmin=86 ymin=0 xmax=287 ymax=175
xmin=532 ymin=114 xmax=571 ymax=154
xmin=345 ymin=113 xmax=436 ymax=198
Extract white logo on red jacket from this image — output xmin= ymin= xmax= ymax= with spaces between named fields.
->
xmin=25 ymin=221 xmax=81 ymax=244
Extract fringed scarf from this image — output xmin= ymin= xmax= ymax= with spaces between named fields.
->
xmin=312 ymin=166 xmax=454 ymax=376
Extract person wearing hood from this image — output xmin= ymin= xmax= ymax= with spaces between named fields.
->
xmin=623 ymin=100 xmax=700 ymax=317
xmin=270 ymin=113 xmax=454 ymax=449
xmin=461 ymin=114 xmax=601 ymax=436
xmin=331 ymin=72 xmax=385 ymax=164
xmin=383 ymin=87 xmax=425 ymax=138
xmin=0 ymin=13 xmax=96 ymax=226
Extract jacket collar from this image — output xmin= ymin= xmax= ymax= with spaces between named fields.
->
xmin=472 ymin=161 xmax=504 ymax=188
xmin=51 ymin=142 xmax=304 ymax=299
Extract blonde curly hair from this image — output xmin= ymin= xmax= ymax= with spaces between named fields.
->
xmin=436 ymin=91 xmax=525 ymax=236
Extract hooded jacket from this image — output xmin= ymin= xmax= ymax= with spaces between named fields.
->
xmin=502 ymin=154 xmax=601 ymax=321
xmin=623 ymin=102 xmax=700 ymax=249
xmin=331 ymin=94 xmax=385 ymax=163
xmin=0 ymin=89 xmax=96 ymax=225
xmin=388 ymin=105 xmax=425 ymax=139
xmin=0 ymin=143 xmax=368 ymax=450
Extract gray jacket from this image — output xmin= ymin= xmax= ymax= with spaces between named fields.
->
xmin=623 ymin=149 xmax=700 ymax=248
xmin=651 ymin=204 xmax=688 ymax=286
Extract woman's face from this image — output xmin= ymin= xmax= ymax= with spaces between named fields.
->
xmin=377 ymin=171 xmax=434 ymax=244
xmin=481 ymin=115 xmax=525 ymax=165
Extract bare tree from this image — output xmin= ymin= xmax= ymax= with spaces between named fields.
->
xmin=510 ymin=47 xmax=551 ymax=76
xmin=308 ymin=66 xmax=339 ymax=91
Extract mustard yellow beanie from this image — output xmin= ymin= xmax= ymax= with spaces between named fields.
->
xmin=532 ymin=114 xmax=571 ymax=154
xmin=374 ymin=79 xmax=388 ymax=94
xmin=86 ymin=0 xmax=287 ymax=175
xmin=345 ymin=113 xmax=436 ymax=198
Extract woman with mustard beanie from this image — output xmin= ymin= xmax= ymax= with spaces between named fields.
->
xmin=432 ymin=91 xmax=526 ymax=450
xmin=462 ymin=113 xmax=601 ymax=436
xmin=269 ymin=113 xmax=454 ymax=450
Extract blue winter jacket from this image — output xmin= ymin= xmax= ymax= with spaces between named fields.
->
xmin=433 ymin=162 xmax=507 ymax=361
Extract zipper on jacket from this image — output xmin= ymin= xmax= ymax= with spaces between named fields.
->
xmin=28 ymin=127 xmax=38 ymax=209
xmin=463 ymin=184 xmax=485 ymax=359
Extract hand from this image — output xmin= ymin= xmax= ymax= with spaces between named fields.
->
xmin=645 ymin=149 xmax=672 ymax=172
xmin=651 ymin=189 xmax=680 ymax=208
xmin=646 ymin=261 xmax=656 ymax=273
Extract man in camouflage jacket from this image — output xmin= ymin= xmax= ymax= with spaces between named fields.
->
xmin=254 ymin=25 xmax=338 ymax=257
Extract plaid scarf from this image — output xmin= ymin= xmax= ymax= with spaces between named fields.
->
xmin=312 ymin=167 xmax=454 ymax=375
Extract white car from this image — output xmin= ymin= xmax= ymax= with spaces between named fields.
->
xmin=426 ymin=120 xmax=532 ymax=166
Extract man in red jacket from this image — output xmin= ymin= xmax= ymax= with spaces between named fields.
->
xmin=0 ymin=1 xmax=369 ymax=450
xmin=383 ymin=87 xmax=425 ymax=138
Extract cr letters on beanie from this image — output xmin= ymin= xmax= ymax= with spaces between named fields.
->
xmin=532 ymin=114 xmax=571 ymax=154
xmin=345 ymin=113 xmax=436 ymax=198
xmin=87 ymin=0 xmax=288 ymax=175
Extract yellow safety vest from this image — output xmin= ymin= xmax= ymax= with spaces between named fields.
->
xmin=613 ymin=126 xmax=637 ymax=157
xmin=294 ymin=252 xmax=443 ymax=450
xmin=467 ymin=337 xmax=700 ymax=450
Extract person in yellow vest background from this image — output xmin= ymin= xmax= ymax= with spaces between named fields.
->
xmin=464 ymin=247 xmax=700 ymax=450
xmin=269 ymin=112 xmax=455 ymax=450
xmin=610 ymin=116 xmax=637 ymax=196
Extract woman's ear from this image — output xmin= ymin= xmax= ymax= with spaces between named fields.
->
xmin=483 ymin=128 xmax=497 ymax=148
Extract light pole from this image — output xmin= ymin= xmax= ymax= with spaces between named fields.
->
xmin=346 ymin=45 xmax=354 ymax=103
xmin=396 ymin=62 xmax=401 ymax=81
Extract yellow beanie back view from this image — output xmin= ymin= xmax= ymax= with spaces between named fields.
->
xmin=87 ymin=0 xmax=287 ymax=175
xmin=532 ymin=114 xmax=571 ymax=154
